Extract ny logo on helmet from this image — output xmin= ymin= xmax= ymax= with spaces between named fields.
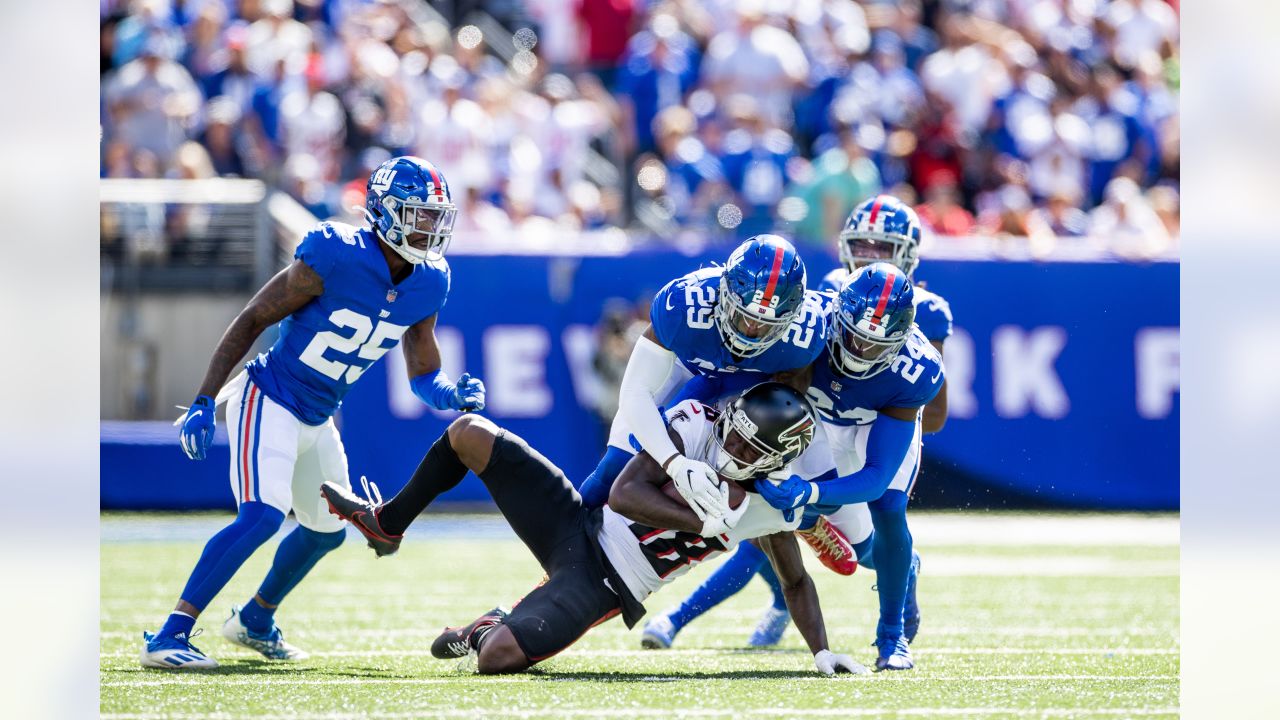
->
xmin=371 ymin=166 xmax=396 ymax=194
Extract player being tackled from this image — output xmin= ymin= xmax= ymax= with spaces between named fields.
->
xmin=322 ymin=382 xmax=866 ymax=676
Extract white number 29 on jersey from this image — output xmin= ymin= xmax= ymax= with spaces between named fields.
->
xmin=299 ymin=308 xmax=408 ymax=384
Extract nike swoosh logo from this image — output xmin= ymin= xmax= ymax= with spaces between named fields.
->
xmin=930 ymin=369 xmax=942 ymax=383
xmin=691 ymin=405 xmax=701 ymax=415
xmin=189 ymin=410 xmax=204 ymax=419
xmin=666 ymin=295 xmax=675 ymax=311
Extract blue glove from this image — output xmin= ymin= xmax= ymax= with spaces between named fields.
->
xmin=411 ymin=370 xmax=486 ymax=412
xmin=453 ymin=372 xmax=486 ymax=412
xmin=757 ymin=475 xmax=820 ymax=523
xmin=179 ymin=394 xmax=216 ymax=460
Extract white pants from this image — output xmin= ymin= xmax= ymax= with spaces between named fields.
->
xmin=789 ymin=420 xmax=924 ymax=548
xmin=224 ymin=374 xmax=351 ymax=533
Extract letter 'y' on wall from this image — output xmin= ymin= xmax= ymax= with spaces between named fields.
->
xmin=1135 ymin=327 xmax=1179 ymax=419
xmin=993 ymin=325 xmax=1069 ymax=419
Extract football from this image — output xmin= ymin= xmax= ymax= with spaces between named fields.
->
xmin=661 ymin=478 xmax=748 ymax=510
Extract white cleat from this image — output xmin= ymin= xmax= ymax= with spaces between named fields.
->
xmin=221 ymin=605 xmax=309 ymax=661
xmin=140 ymin=630 xmax=219 ymax=670
xmin=640 ymin=614 xmax=678 ymax=649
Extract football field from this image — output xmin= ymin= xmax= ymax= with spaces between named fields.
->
xmin=101 ymin=511 xmax=1179 ymax=719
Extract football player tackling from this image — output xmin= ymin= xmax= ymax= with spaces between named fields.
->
xmin=141 ymin=157 xmax=486 ymax=669
xmin=321 ymin=383 xmax=865 ymax=676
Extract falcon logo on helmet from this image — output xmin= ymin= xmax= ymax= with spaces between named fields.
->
xmin=707 ymin=382 xmax=816 ymax=482
xmin=716 ymin=235 xmax=807 ymax=359
xmin=364 ymin=156 xmax=457 ymax=265
xmin=838 ymin=195 xmax=924 ymax=277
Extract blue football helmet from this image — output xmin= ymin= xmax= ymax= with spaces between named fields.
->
xmin=828 ymin=262 xmax=916 ymax=379
xmin=838 ymin=194 xmax=924 ymax=276
xmin=364 ymin=156 xmax=457 ymax=264
xmin=716 ymin=235 xmax=807 ymax=359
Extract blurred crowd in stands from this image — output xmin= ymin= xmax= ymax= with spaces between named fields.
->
xmin=101 ymin=0 xmax=1179 ymax=259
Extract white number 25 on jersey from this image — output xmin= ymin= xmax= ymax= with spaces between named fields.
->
xmin=300 ymin=308 xmax=408 ymax=384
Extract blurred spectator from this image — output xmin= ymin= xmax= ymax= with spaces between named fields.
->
xmin=577 ymin=0 xmax=639 ymax=88
xmin=702 ymin=2 xmax=809 ymax=128
xmin=104 ymin=34 xmax=202 ymax=168
xmin=200 ymin=97 xmax=250 ymax=177
xmin=1032 ymin=189 xmax=1091 ymax=238
xmin=1147 ymin=184 xmax=1180 ymax=239
xmin=647 ymin=105 xmax=727 ymax=228
xmin=279 ymin=57 xmax=346 ymax=182
xmin=719 ymin=96 xmax=795 ymax=237
xmin=1088 ymin=177 xmax=1171 ymax=258
xmin=791 ymin=126 xmax=882 ymax=247
xmin=916 ymin=176 xmax=976 ymax=236
xmin=616 ymin=12 xmax=701 ymax=155
xmin=590 ymin=299 xmax=646 ymax=437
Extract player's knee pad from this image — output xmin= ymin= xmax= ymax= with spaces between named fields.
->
xmin=234 ymin=501 xmax=286 ymax=544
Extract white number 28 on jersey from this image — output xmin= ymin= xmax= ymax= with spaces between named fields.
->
xmin=299 ymin=308 xmax=408 ymax=384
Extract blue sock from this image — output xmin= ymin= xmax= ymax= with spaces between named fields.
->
xmin=853 ymin=533 xmax=876 ymax=572
xmin=172 ymin=502 xmax=284 ymax=621
xmin=240 ymin=526 xmax=346 ymax=634
xmin=158 ymin=611 xmax=196 ymax=640
xmin=670 ymin=542 xmax=767 ymax=629
xmin=868 ymin=491 xmax=912 ymax=638
xmin=757 ymin=560 xmax=787 ymax=610
xmin=578 ymin=446 xmax=634 ymax=508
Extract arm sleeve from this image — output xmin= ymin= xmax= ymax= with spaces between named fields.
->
xmin=814 ymin=414 xmax=917 ymax=506
xmin=410 ymin=369 xmax=457 ymax=411
xmin=618 ymin=335 xmax=682 ymax=468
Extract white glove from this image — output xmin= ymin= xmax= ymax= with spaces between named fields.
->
xmin=666 ymin=454 xmax=727 ymax=521
xmin=699 ymin=492 xmax=751 ymax=538
xmin=814 ymin=649 xmax=869 ymax=676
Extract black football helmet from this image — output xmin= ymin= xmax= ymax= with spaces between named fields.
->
xmin=708 ymin=382 xmax=816 ymax=481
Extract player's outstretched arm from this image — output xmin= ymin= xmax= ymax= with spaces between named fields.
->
xmin=758 ymin=532 xmax=864 ymax=674
xmin=618 ymin=326 xmax=725 ymax=519
xmin=196 ymin=261 xmax=324 ymax=398
xmin=178 ymin=261 xmax=322 ymax=460
xmin=404 ymin=314 xmax=485 ymax=412
xmin=922 ymin=340 xmax=948 ymax=434
xmin=770 ymin=363 xmax=815 ymax=394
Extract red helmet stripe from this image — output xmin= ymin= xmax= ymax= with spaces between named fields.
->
xmin=423 ymin=164 xmax=444 ymax=197
xmin=868 ymin=270 xmax=896 ymax=329
xmin=867 ymin=196 xmax=886 ymax=227
xmin=759 ymin=245 xmax=786 ymax=308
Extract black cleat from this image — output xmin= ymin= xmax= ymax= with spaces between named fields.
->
xmin=321 ymin=478 xmax=402 ymax=557
xmin=431 ymin=608 xmax=509 ymax=659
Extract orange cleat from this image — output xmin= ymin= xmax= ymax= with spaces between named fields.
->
xmin=796 ymin=515 xmax=858 ymax=575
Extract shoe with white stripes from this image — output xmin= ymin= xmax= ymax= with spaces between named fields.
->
xmin=140 ymin=629 xmax=218 ymax=670
xmin=221 ymin=605 xmax=309 ymax=661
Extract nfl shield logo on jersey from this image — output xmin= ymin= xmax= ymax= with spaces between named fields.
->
xmin=386 ymin=289 xmax=398 ymax=303
xmin=831 ymin=381 xmax=842 ymax=392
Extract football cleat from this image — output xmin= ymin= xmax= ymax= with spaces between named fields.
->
xmin=874 ymin=632 xmax=914 ymax=671
xmin=431 ymin=607 xmax=509 ymax=659
xmin=796 ymin=516 xmax=858 ymax=576
xmin=321 ymin=478 xmax=402 ymax=557
xmin=747 ymin=605 xmax=791 ymax=647
xmin=221 ymin=605 xmax=308 ymax=661
xmin=140 ymin=629 xmax=218 ymax=670
xmin=904 ymin=552 xmax=922 ymax=643
xmin=640 ymin=613 xmax=679 ymax=650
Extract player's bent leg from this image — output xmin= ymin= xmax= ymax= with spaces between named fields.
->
xmin=868 ymin=490 xmax=914 ymax=671
xmin=476 ymin=625 xmax=531 ymax=675
xmin=142 ymin=501 xmax=285 ymax=669
xmin=749 ymin=560 xmax=791 ymax=647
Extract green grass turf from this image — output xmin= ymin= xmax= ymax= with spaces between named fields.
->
xmin=101 ymin=512 xmax=1179 ymax=719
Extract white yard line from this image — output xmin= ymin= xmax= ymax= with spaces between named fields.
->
xmin=102 ymin=674 xmax=1176 ymax=688
xmin=102 ymin=647 xmax=1179 ymax=659
xmin=103 ymin=710 xmax=1180 ymax=719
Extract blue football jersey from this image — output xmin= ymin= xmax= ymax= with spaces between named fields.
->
xmin=805 ymin=295 xmax=945 ymax=427
xmin=246 ymin=221 xmax=450 ymax=424
xmin=818 ymin=267 xmax=953 ymax=343
xmin=650 ymin=267 xmax=826 ymax=378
